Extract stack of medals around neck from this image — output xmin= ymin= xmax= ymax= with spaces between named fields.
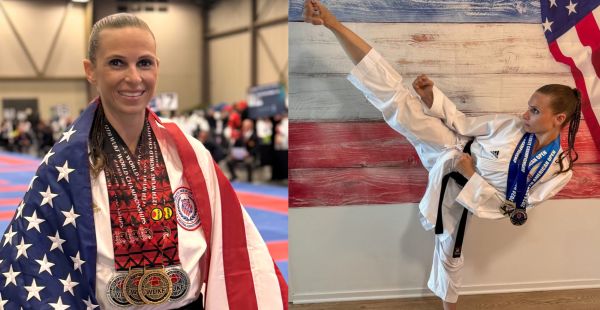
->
xmin=103 ymin=118 xmax=190 ymax=306
xmin=503 ymin=132 xmax=560 ymax=226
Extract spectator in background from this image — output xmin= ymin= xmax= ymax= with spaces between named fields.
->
xmin=227 ymin=118 xmax=258 ymax=182
xmin=235 ymin=100 xmax=249 ymax=121
xmin=36 ymin=120 xmax=55 ymax=157
xmin=223 ymin=105 xmax=241 ymax=146
xmin=256 ymin=117 xmax=274 ymax=167
xmin=197 ymin=130 xmax=226 ymax=163
xmin=272 ymin=113 xmax=288 ymax=180
xmin=0 ymin=120 xmax=13 ymax=151
xmin=14 ymin=119 xmax=33 ymax=154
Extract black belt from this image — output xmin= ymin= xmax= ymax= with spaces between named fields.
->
xmin=434 ymin=139 xmax=473 ymax=258
xmin=175 ymin=294 xmax=204 ymax=310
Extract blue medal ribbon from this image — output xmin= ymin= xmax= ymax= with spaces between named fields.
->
xmin=506 ymin=132 xmax=561 ymax=212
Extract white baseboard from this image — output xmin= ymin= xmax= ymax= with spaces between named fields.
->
xmin=292 ymin=287 xmax=433 ymax=304
xmin=291 ymin=280 xmax=600 ymax=304
xmin=460 ymin=279 xmax=600 ymax=295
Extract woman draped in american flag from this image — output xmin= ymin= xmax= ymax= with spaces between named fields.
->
xmin=0 ymin=13 xmax=287 ymax=310
xmin=303 ymin=0 xmax=582 ymax=309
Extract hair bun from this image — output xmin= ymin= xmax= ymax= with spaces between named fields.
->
xmin=572 ymin=88 xmax=581 ymax=100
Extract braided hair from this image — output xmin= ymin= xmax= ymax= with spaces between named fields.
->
xmin=536 ymin=84 xmax=582 ymax=175
xmin=89 ymin=103 xmax=107 ymax=178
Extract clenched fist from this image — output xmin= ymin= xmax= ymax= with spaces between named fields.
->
xmin=412 ymin=74 xmax=434 ymax=109
xmin=455 ymin=153 xmax=475 ymax=179
xmin=303 ymin=0 xmax=337 ymax=28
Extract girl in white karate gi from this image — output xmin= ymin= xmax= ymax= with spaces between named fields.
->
xmin=303 ymin=1 xmax=582 ymax=309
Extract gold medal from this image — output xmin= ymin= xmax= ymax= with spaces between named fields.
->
xmin=510 ymin=208 xmax=528 ymax=226
xmin=122 ymin=268 xmax=145 ymax=305
xmin=138 ymin=267 xmax=173 ymax=304
xmin=500 ymin=200 xmax=516 ymax=216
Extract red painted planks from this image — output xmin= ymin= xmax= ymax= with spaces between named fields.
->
xmin=290 ymin=165 xmax=600 ymax=207
xmin=289 ymin=167 xmax=427 ymax=207
xmin=290 ymin=121 xmax=600 ymax=207
xmin=290 ymin=121 xmax=422 ymax=169
xmin=558 ymin=165 xmax=600 ymax=198
xmin=290 ymin=121 xmax=600 ymax=169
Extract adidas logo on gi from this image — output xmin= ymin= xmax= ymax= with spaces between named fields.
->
xmin=490 ymin=150 xmax=500 ymax=158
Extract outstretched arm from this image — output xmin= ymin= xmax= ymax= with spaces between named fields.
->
xmin=303 ymin=0 xmax=371 ymax=65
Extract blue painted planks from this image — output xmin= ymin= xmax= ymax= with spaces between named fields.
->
xmin=289 ymin=0 xmax=542 ymax=23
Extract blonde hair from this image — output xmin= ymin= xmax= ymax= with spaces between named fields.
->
xmin=87 ymin=13 xmax=155 ymax=63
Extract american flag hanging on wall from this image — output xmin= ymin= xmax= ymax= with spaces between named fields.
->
xmin=541 ymin=0 xmax=600 ymax=150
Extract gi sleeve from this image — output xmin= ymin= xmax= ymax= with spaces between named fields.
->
xmin=347 ymin=49 xmax=419 ymax=123
xmin=347 ymin=49 xmax=520 ymax=141
xmin=455 ymin=165 xmax=573 ymax=220
xmin=425 ymin=86 xmax=521 ymax=139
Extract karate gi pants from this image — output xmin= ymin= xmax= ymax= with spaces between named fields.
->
xmin=375 ymin=84 xmax=471 ymax=303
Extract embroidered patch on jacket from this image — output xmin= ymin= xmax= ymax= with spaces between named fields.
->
xmin=174 ymin=187 xmax=201 ymax=231
xmin=490 ymin=150 xmax=500 ymax=159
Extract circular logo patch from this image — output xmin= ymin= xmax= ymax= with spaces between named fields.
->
xmin=163 ymin=206 xmax=173 ymax=220
xmin=174 ymin=187 xmax=201 ymax=231
xmin=151 ymin=208 xmax=163 ymax=221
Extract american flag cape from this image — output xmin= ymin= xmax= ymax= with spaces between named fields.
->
xmin=0 ymin=100 xmax=288 ymax=309
xmin=541 ymin=0 xmax=600 ymax=150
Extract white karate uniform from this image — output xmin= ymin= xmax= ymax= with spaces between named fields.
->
xmin=348 ymin=49 xmax=572 ymax=302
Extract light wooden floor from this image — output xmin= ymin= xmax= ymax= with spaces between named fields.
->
xmin=290 ymin=288 xmax=600 ymax=310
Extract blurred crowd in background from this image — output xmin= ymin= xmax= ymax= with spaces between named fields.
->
xmin=0 ymin=101 xmax=288 ymax=183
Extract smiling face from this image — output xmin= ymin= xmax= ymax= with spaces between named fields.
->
xmin=522 ymin=91 xmax=566 ymax=135
xmin=83 ymin=26 xmax=159 ymax=120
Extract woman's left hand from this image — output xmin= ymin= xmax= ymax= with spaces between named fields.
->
xmin=455 ymin=153 xmax=475 ymax=179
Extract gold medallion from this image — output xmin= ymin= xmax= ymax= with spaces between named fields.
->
xmin=500 ymin=200 xmax=516 ymax=216
xmin=138 ymin=267 xmax=173 ymax=304
xmin=510 ymin=208 xmax=528 ymax=226
xmin=122 ymin=268 xmax=145 ymax=305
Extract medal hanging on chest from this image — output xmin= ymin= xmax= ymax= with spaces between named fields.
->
xmin=503 ymin=132 xmax=560 ymax=226
xmin=103 ymin=119 xmax=189 ymax=306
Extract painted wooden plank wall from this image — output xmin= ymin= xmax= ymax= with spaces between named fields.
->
xmin=288 ymin=0 xmax=541 ymax=23
xmin=289 ymin=122 xmax=600 ymax=169
xmin=289 ymin=121 xmax=600 ymax=207
xmin=289 ymin=7 xmax=600 ymax=208
xmin=289 ymin=23 xmax=574 ymax=120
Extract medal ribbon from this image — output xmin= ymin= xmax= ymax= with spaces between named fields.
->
xmin=506 ymin=132 xmax=561 ymax=210
xmin=104 ymin=118 xmax=181 ymax=271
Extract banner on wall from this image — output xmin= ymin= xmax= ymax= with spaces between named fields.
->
xmin=247 ymin=84 xmax=287 ymax=119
